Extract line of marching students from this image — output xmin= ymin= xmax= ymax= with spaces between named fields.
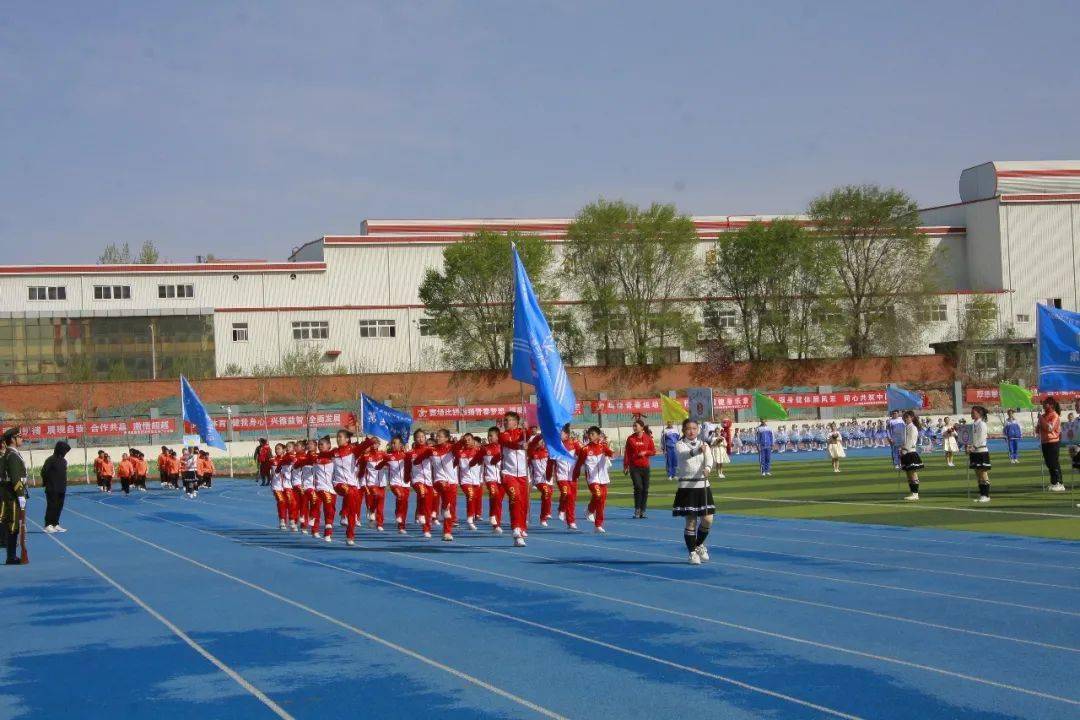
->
xmin=265 ymin=411 xmax=625 ymax=548
xmin=91 ymin=446 xmax=216 ymax=497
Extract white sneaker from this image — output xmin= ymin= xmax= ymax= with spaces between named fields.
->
xmin=586 ymin=512 xmax=595 ymax=522
xmin=569 ymin=523 xmax=578 ymax=530
xmin=558 ymin=511 xmax=565 ymax=521
xmin=490 ymin=515 xmax=499 ymax=526
xmin=522 ymin=530 xmax=528 ymax=538
xmin=44 ymin=525 xmax=56 ymax=534
xmin=514 ymin=536 xmax=526 ymax=547
xmin=346 ymin=538 xmax=355 ymax=546
xmin=324 ymin=535 xmax=333 ymax=543
xmin=279 ymin=521 xmax=287 ymax=530
xmin=423 ymin=531 xmax=432 ymax=539
xmin=442 ymin=533 xmax=454 ymax=542
xmin=377 ymin=526 xmax=384 ymax=532
xmin=398 ymin=528 xmax=407 ymax=535
xmin=493 ymin=526 xmax=503 ymax=535
xmin=340 ymin=517 xmax=347 ymax=527
xmin=717 ymin=473 xmax=725 ymax=479
xmin=1049 ymin=483 xmax=1067 ymax=492
xmin=54 ymin=526 xmax=67 ymax=533
xmin=894 ymin=465 xmax=901 ymax=470
xmin=695 ymin=545 xmax=710 ymax=562
xmin=974 ymin=496 xmax=991 ymax=503
xmin=595 ymin=526 xmax=605 ymax=534
xmin=903 ymin=493 xmax=920 ymax=501
xmin=540 ymin=520 xmax=548 ymax=528
xmin=512 ymin=527 xmax=522 ymax=539
xmin=688 ymin=552 xmax=702 ymax=565
xmin=467 ymin=521 xmax=477 ymax=531
xmin=192 ymin=491 xmax=198 ymax=498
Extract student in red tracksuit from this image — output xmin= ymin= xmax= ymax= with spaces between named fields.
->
xmin=456 ymin=433 xmax=484 ymax=530
xmin=481 ymin=427 xmax=504 ymax=534
xmin=291 ymin=441 xmax=312 ymax=530
xmin=430 ymin=429 xmax=463 ymax=542
xmin=311 ymin=436 xmax=336 ymax=541
xmin=499 ymin=411 xmax=532 ymax=547
xmin=331 ymin=430 xmax=361 ymax=543
xmin=270 ymin=444 xmax=290 ymax=529
xmin=360 ymin=441 xmax=388 ymax=532
xmin=552 ymin=424 xmax=581 ymax=529
xmin=343 ymin=434 xmax=375 ymax=528
xmin=623 ymin=419 xmax=657 ymax=519
xmin=255 ymin=438 xmax=273 ymax=486
xmin=408 ymin=430 xmax=434 ymax=539
xmin=382 ymin=436 xmax=411 ymax=534
xmin=573 ymin=426 xmax=614 ymax=534
xmin=281 ymin=442 xmax=299 ymax=530
xmin=528 ymin=435 xmax=554 ymax=526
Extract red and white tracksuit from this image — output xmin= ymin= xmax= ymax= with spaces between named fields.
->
xmin=408 ymin=444 xmax=434 ymax=533
xmin=573 ymin=441 xmax=614 ymax=529
xmin=457 ymin=446 xmax=484 ymax=522
xmin=289 ymin=452 xmax=308 ymax=527
xmin=431 ymin=441 xmax=460 ymax=535
xmin=310 ymin=449 xmax=336 ymax=538
xmin=383 ymin=451 xmax=411 ymax=531
xmin=343 ymin=438 xmax=375 ymax=524
xmin=332 ymin=444 xmax=360 ymax=540
xmin=529 ymin=446 xmax=553 ymax=522
xmin=481 ymin=442 xmax=503 ymax=526
xmin=500 ymin=428 xmax=531 ymax=536
xmin=270 ymin=454 xmax=290 ymax=524
xmin=361 ymin=450 xmax=388 ymax=529
xmin=552 ymin=439 xmax=580 ymax=526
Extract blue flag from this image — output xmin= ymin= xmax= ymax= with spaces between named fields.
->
xmin=180 ymin=375 xmax=226 ymax=450
xmin=1037 ymin=304 xmax=1080 ymax=392
xmin=886 ymin=384 xmax=923 ymax=412
xmin=360 ymin=393 xmax=412 ymax=443
xmin=511 ymin=245 xmax=577 ymax=460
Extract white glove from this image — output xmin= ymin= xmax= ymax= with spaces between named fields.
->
xmin=18 ymin=496 xmax=27 ymax=510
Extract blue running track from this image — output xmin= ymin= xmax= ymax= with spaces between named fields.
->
xmin=4 ymin=481 xmax=1079 ymax=720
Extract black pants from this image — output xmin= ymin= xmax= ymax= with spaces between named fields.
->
xmin=44 ymin=491 xmax=65 ymax=527
xmin=1042 ymin=442 xmax=1062 ymax=484
xmin=2 ymin=521 xmax=18 ymax=563
xmin=120 ymin=477 xmax=132 ymax=494
xmin=629 ymin=466 xmax=650 ymax=514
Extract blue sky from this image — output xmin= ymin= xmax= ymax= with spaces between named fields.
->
xmin=2 ymin=1 xmax=1079 ymax=264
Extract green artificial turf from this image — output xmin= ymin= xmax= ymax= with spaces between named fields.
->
xmin=607 ymin=456 xmax=1080 ymax=541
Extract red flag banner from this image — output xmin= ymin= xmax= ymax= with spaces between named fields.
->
xmin=965 ymin=387 xmax=1080 ymax=404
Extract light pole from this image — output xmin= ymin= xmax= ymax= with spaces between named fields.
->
xmin=149 ymin=322 xmax=157 ymax=380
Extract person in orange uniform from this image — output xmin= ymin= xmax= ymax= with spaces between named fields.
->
xmin=196 ymin=450 xmax=215 ymax=489
xmin=157 ymin=446 xmax=171 ymax=488
xmin=1038 ymin=396 xmax=1066 ymax=492
xmin=93 ymin=450 xmax=107 ymax=492
xmin=623 ymin=419 xmax=657 ymax=519
xmin=117 ymin=452 xmax=135 ymax=495
xmin=131 ymin=449 xmax=149 ymax=492
xmin=99 ymin=452 xmax=114 ymax=493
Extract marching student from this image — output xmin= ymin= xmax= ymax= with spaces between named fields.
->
xmin=826 ymin=423 xmax=845 ymax=473
xmin=661 ymin=421 xmax=680 ymax=481
xmin=282 ymin=441 xmax=301 ymax=530
xmin=480 ymin=427 xmax=504 ymax=533
xmin=1038 ymin=396 xmax=1066 ymax=492
xmin=456 ymin=433 xmax=484 ymax=530
xmin=270 ymin=443 xmax=291 ymax=530
xmin=255 ymin=438 xmax=273 ymax=486
xmin=290 ymin=441 xmax=311 ymax=528
xmin=94 ymin=450 xmax=109 ymax=492
xmin=132 ymin=450 xmax=148 ymax=491
xmin=499 ymin=411 xmax=532 ymax=547
xmin=163 ymin=449 xmax=180 ymax=489
xmin=573 ymin=426 xmax=614 ymax=534
xmin=553 ymin=424 xmax=581 ymax=529
xmin=623 ymin=419 xmax=656 ymax=519
xmin=672 ymin=418 xmax=715 ymax=565
xmin=331 ymin=430 xmax=361 ymax=541
xmin=157 ymin=446 xmax=170 ymax=488
xmin=407 ymin=430 xmax=434 ymax=539
xmin=1003 ymin=410 xmax=1022 ymax=463
xmin=360 ymin=438 xmax=388 ymax=533
xmin=382 ymin=436 xmax=412 ymax=533
xmin=309 ymin=436 xmax=336 ymax=541
xmin=755 ymin=420 xmax=774 ymax=477
xmin=968 ymin=405 xmax=992 ymax=503
xmin=342 ymin=434 xmax=376 ymax=528
xmin=900 ymin=411 xmax=925 ymax=500
xmin=430 ymin=429 xmax=461 ymax=541
xmin=196 ymin=450 xmax=215 ymax=489
xmin=528 ymin=434 xmax=554 ymax=527
xmin=300 ymin=439 xmax=319 ymax=530
xmin=942 ymin=418 xmax=959 ymax=467
xmin=181 ymin=447 xmax=199 ymax=498
xmin=117 ymin=452 xmax=135 ymax=495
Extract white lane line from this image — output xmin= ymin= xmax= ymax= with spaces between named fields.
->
xmin=33 ymin=520 xmax=294 ymax=720
xmin=531 ymin=534 xmax=1080 ymax=618
xmin=87 ymin=497 xmax=867 ymax=720
xmin=117 ymin=495 xmax=1080 ymax=709
xmin=712 ymin=494 xmax=1080 ymax=519
xmin=63 ymin=507 xmax=567 ymax=720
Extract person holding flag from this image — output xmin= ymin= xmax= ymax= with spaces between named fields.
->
xmin=1037 ymin=396 xmax=1065 ymax=492
xmin=671 ymin=419 xmax=715 ymax=565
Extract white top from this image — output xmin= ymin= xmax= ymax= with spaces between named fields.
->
xmin=970 ymin=419 xmax=988 ymax=450
xmin=675 ymin=438 xmax=714 ymax=485
xmin=901 ymin=424 xmax=919 ymax=452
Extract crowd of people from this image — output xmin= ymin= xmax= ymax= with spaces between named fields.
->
xmin=89 ymin=446 xmax=216 ymax=498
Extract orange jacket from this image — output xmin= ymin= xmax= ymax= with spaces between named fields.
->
xmin=1038 ymin=410 xmax=1061 ymax=443
xmin=100 ymin=459 xmax=114 ymax=477
xmin=117 ymin=459 xmax=134 ymax=479
xmin=157 ymin=453 xmax=169 ymax=471
xmin=133 ymin=456 xmax=149 ymax=475
xmin=197 ymin=456 xmax=214 ymax=475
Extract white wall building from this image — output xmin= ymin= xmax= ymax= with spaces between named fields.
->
xmin=1 ymin=161 xmax=1078 ymax=384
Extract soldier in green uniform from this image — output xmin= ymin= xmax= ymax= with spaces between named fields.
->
xmin=1 ymin=427 xmax=30 ymax=565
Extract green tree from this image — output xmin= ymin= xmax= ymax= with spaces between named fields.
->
xmin=807 ymin=185 xmax=937 ymax=358
xmin=98 ymin=243 xmax=132 ymax=264
xmin=419 ymin=230 xmax=557 ymax=370
xmin=136 ymin=241 xmax=160 ymax=264
xmin=564 ymin=200 xmax=701 ymax=366
xmin=954 ymin=294 xmax=1002 ymax=381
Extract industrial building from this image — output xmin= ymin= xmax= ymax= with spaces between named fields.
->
xmin=1 ymin=160 xmax=1078 ymax=385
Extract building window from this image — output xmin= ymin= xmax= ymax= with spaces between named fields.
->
xmin=969 ymin=304 xmax=997 ymax=321
xmin=704 ymin=306 xmax=737 ymax=329
xmin=28 ymin=286 xmax=66 ymax=301
xmin=359 ymin=319 xmax=396 ymax=338
xmin=231 ymin=323 xmax=249 ymax=342
xmin=972 ymin=350 xmax=998 ymax=373
xmin=596 ymin=348 xmax=626 ymax=366
xmin=919 ymin=303 xmax=948 ymax=322
xmin=158 ymin=284 xmax=195 ymax=299
xmin=94 ymin=285 xmax=131 ymax=300
xmin=1016 ymin=313 xmax=1031 ymax=323
xmin=418 ymin=319 xmax=435 ymax=337
xmin=292 ymin=320 xmax=329 ymax=340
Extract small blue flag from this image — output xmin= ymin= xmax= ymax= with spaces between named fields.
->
xmin=1037 ymin=304 xmax=1080 ymax=392
xmin=511 ymin=245 xmax=577 ymax=460
xmin=360 ymin=393 xmax=412 ymax=443
xmin=180 ymin=375 xmax=226 ymax=450
xmin=886 ymin=384 xmax=923 ymax=413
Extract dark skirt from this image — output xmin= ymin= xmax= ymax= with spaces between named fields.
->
xmin=969 ymin=451 xmax=991 ymax=470
xmin=672 ymin=486 xmax=715 ymax=517
xmin=900 ymin=451 xmax=924 ymax=471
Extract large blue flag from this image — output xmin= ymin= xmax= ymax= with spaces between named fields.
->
xmin=1037 ymin=304 xmax=1080 ymax=392
xmin=511 ymin=245 xmax=577 ymax=460
xmin=180 ymin=375 xmax=226 ymax=450
xmin=886 ymin=384 xmax=923 ymax=412
xmin=360 ymin=393 xmax=412 ymax=443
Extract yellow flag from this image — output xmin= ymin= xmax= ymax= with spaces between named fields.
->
xmin=660 ymin=394 xmax=689 ymax=425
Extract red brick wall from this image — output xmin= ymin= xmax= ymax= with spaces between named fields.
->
xmin=0 ymin=355 xmax=955 ymax=416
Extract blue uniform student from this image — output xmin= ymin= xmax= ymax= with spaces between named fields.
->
xmin=756 ymin=422 xmax=774 ymax=475
xmin=886 ymin=412 xmax=905 ymax=468
xmin=1003 ymin=411 xmax=1022 ymax=463
xmin=662 ymin=424 xmax=681 ymax=478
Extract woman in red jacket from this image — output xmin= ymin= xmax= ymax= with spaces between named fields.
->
xmin=623 ymin=419 xmax=657 ymax=519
